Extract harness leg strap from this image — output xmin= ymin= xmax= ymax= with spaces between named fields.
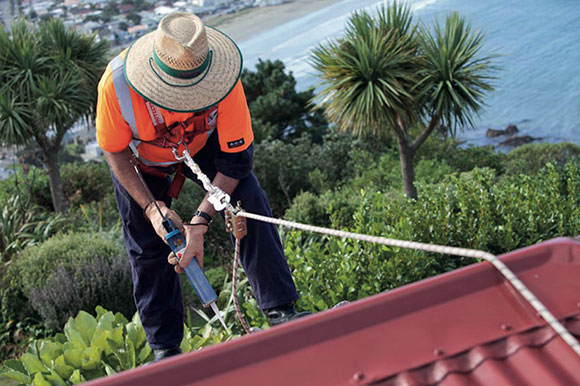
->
xmin=167 ymin=163 xmax=186 ymax=199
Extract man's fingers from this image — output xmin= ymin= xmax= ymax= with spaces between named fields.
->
xmin=167 ymin=253 xmax=179 ymax=266
xmin=195 ymin=254 xmax=204 ymax=269
xmin=163 ymin=208 xmax=184 ymax=230
xmin=179 ymin=247 xmax=203 ymax=270
xmin=168 ymin=253 xmax=185 ymax=273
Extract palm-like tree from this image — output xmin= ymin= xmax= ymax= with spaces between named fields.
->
xmin=0 ymin=18 xmax=109 ymax=212
xmin=311 ymin=3 xmax=496 ymax=199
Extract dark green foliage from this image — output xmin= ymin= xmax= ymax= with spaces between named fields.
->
xmin=0 ymin=161 xmax=113 ymax=211
xmin=446 ymin=145 xmax=504 ymax=173
xmin=254 ymin=132 xmax=390 ymax=216
xmin=253 ymin=135 xmax=319 ymax=215
xmin=287 ymin=161 xmax=580 ymax=312
xmin=285 ymin=187 xmax=362 ymax=229
xmin=62 ymin=162 xmax=112 ymax=207
xmin=241 ymin=59 xmax=328 ymax=143
xmin=0 ymin=317 xmax=52 ymax=363
xmin=503 ymin=142 xmax=580 ymax=176
xmin=2 ymin=232 xmax=134 ymax=329
xmin=417 ymin=137 xmax=505 ymax=174
xmin=283 ymin=191 xmax=328 ymax=227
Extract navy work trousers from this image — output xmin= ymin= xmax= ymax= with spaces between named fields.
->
xmin=111 ymin=150 xmax=298 ymax=350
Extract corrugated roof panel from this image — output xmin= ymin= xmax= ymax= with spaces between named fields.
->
xmin=380 ymin=315 xmax=580 ymax=385
xmin=87 ymin=237 xmax=580 ymax=386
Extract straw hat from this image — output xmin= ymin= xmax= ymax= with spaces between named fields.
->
xmin=124 ymin=12 xmax=242 ymax=112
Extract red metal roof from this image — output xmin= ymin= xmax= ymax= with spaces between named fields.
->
xmin=88 ymin=237 xmax=580 ymax=385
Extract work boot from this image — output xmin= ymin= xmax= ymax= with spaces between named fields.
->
xmin=153 ymin=347 xmax=182 ymax=362
xmin=265 ymin=303 xmax=311 ymax=326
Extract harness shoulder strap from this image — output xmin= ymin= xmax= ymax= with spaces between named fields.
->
xmin=111 ymin=54 xmax=139 ymax=140
xmin=145 ymin=101 xmax=166 ymax=133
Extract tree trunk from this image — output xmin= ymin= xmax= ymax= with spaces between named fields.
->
xmin=43 ymin=150 xmax=67 ymax=213
xmin=396 ymin=134 xmax=418 ymax=200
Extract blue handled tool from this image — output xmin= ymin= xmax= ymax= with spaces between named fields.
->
xmin=162 ymin=218 xmax=227 ymax=329
xmin=130 ymin=156 xmax=227 ymax=329
xmin=163 ymin=218 xmax=218 ymax=307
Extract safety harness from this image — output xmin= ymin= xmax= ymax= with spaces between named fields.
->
xmin=110 ymin=53 xmax=217 ymax=198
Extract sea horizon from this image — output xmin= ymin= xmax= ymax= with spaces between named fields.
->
xmin=239 ymin=0 xmax=580 ymax=149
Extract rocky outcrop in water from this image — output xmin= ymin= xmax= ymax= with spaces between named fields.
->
xmin=486 ymin=124 xmax=519 ymax=137
xmin=484 ymin=124 xmax=539 ymax=147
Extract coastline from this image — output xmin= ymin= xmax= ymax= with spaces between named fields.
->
xmin=205 ymin=0 xmax=342 ymax=43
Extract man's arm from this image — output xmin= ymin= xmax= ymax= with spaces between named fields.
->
xmin=104 ymin=148 xmax=184 ymax=241
xmin=104 ymin=148 xmax=153 ymax=209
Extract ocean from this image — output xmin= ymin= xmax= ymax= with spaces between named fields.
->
xmin=239 ymin=0 xmax=580 ymax=148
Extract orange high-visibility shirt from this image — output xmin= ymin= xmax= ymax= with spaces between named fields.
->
xmin=96 ymin=52 xmax=253 ymax=163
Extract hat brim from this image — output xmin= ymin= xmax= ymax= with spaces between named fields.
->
xmin=124 ymin=26 xmax=242 ymax=113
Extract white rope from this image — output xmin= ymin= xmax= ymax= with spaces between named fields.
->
xmin=173 ymin=147 xmax=579 ymax=356
xmin=237 ymin=210 xmax=580 ymax=356
xmin=173 ymin=147 xmax=231 ymax=211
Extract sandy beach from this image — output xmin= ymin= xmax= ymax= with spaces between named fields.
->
xmin=205 ymin=0 xmax=342 ymax=43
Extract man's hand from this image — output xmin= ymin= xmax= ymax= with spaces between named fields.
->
xmin=144 ymin=200 xmax=184 ymax=243
xmin=167 ymin=223 xmax=207 ymax=272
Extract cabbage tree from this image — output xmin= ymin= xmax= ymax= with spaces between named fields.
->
xmin=0 ymin=18 xmax=109 ymax=212
xmin=312 ymin=3 xmax=497 ymax=199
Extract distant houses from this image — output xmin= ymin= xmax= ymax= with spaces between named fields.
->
xmin=16 ymin=0 xmax=286 ymax=48
xmin=3 ymin=0 xmax=285 ymax=164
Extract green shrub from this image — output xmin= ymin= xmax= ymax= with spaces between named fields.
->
xmin=347 ymin=152 xmax=404 ymax=192
xmin=2 ymin=232 xmax=134 ymax=329
xmin=61 ymin=162 xmax=112 ymax=208
xmin=28 ymin=254 xmax=135 ymax=330
xmin=254 ymin=135 xmax=320 ymax=216
xmin=284 ymin=191 xmax=329 ymax=227
xmin=415 ymin=158 xmax=455 ymax=185
xmin=286 ymin=161 xmax=580 ymax=312
xmin=0 ymin=161 xmax=112 ymax=211
xmin=0 ymin=167 xmax=53 ymax=210
xmin=415 ymin=136 xmax=505 ymax=174
xmin=242 ymin=59 xmax=328 ymax=144
xmin=503 ymin=142 xmax=580 ymax=176
xmin=447 ymin=145 xmax=505 ymax=173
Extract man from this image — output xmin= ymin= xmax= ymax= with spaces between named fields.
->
xmin=96 ymin=12 xmax=309 ymax=361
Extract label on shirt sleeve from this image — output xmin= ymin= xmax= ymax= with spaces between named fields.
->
xmin=227 ymin=138 xmax=245 ymax=149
